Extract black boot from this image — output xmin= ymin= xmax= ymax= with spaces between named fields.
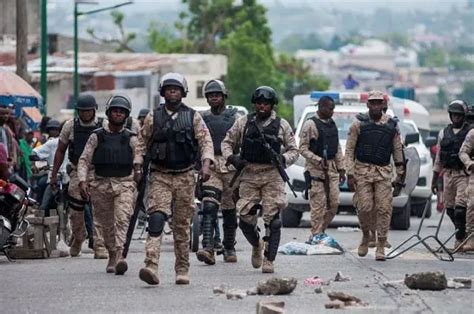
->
xmin=222 ymin=209 xmax=237 ymax=263
xmin=196 ymin=202 xmax=218 ymax=265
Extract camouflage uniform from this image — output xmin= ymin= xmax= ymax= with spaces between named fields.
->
xmin=59 ymin=118 xmax=106 ymax=255
xmin=434 ymin=126 xmax=469 ymax=245
xmin=222 ymin=111 xmax=298 ymax=271
xmin=77 ymin=122 xmax=139 ymax=273
xmin=136 ymin=104 xmax=214 ymax=284
xmin=299 ymin=115 xmax=344 ymax=236
xmin=345 ymin=112 xmax=404 ymax=258
xmin=458 ymin=129 xmax=474 ymax=251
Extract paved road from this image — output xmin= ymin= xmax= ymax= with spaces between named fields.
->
xmin=1 ymin=205 xmax=473 ymax=313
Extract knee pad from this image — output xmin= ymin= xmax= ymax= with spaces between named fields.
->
xmin=446 ymin=208 xmax=455 ymax=220
xmin=147 ymin=211 xmax=167 ymax=237
xmin=202 ymin=201 xmax=219 ymax=217
xmin=202 ymin=185 xmax=222 ymax=202
xmin=269 ymin=215 xmax=282 ymax=231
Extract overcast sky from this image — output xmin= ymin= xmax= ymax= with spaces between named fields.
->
xmin=56 ymin=0 xmax=467 ymax=13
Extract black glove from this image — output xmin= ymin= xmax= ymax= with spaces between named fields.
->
xmin=227 ymin=155 xmax=246 ymax=171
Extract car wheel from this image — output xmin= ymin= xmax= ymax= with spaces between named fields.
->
xmin=391 ymin=200 xmax=411 ymax=230
xmin=412 ymin=197 xmax=432 ymax=218
xmin=281 ymin=207 xmax=302 ymax=228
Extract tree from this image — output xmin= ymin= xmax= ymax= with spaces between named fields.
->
xmin=436 ymin=87 xmax=448 ymax=109
xmin=87 ymin=10 xmax=136 ymax=52
xmin=379 ymin=32 xmax=409 ymax=48
xmin=220 ymin=22 xmax=277 ymax=108
xmin=418 ymin=48 xmax=446 ymax=67
xmin=147 ymin=22 xmax=190 ymax=53
xmin=277 ymin=33 xmax=325 ymax=53
xmin=459 ymin=81 xmax=474 ymax=102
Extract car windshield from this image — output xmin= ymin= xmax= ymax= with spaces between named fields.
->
xmin=399 ymin=121 xmax=417 ymax=138
xmin=299 ymin=111 xmax=360 ymax=140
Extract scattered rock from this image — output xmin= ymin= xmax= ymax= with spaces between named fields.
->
xmin=247 ymin=287 xmax=258 ymax=296
xmin=257 ymin=277 xmax=297 ymax=295
xmin=327 ymin=291 xmax=361 ymax=303
xmin=256 ymin=301 xmax=285 ymax=314
xmin=383 ymin=280 xmax=404 ymax=288
xmin=226 ymin=289 xmax=247 ymax=300
xmin=404 ymin=272 xmax=447 ymax=291
xmin=447 ymin=278 xmax=472 ymax=289
xmin=334 ymin=271 xmax=351 ymax=282
xmin=213 ymin=285 xmax=227 ymax=294
xmin=314 ymin=286 xmax=323 ymax=294
xmin=304 ymin=276 xmax=330 ymax=286
xmin=364 ymin=284 xmax=370 ymax=288
xmin=325 ymin=301 xmax=345 ymax=309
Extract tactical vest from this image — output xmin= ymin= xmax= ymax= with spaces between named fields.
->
xmin=241 ymin=114 xmax=281 ymax=164
xmin=149 ymin=104 xmax=198 ymax=170
xmin=91 ymin=128 xmax=134 ymax=177
xmin=202 ymin=108 xmax=237 ymax=155
xmin=440 ymin=123 xmax=471 ymax=170
xmin=355 ymin=115 xmax=397 ymax=166
xmin=69 ymin=117 xmax=103 ymax=165
xmin=309 ymin=116 xmax=339 ymax=160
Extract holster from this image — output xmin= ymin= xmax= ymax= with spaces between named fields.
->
xmin=304 ymin=170 xmax=312 ymax=200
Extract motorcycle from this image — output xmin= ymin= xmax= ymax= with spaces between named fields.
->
xmin=0 ymin=174 xmax=35 ymax=261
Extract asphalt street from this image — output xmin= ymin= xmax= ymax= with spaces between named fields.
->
xmin=1 ymin=203 xmax=473 ymax=313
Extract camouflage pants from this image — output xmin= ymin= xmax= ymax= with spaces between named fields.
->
xmin=237 ymin=168 xmax=286 ymax=225
xmin=309 ymin=172 xmax=340 ymax=235
xmin=466 ymin=175 xmax=474 ymax=234
xmin=202 ymin=169 xmax=236 ymax=210
xmin=145 ymin=170 xmax=195 ymax=274
xmin=89 ymin=179 xmax=136 ymax=252
xmin=443 ymin=170 xmax=468 ymax=209
xmin=355 ymin=177 xmax=392 ymax=238
xmin=68 ymin=169 xmax=105 ymax=249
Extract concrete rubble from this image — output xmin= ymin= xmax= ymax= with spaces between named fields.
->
xmin=404 ymin=272 xmax=447 ymax=291
xmin=256 ymin=301 xmax=285 ymax=314
xmin=257 ymin=277 xmax=298 ymax=296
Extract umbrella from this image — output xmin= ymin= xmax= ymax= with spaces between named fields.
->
xmin=0 ymin=70 xmax=44 ymax=116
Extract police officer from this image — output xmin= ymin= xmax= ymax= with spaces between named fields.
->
xmin=432 ymin=100 xmax=470 ymax=250
xmin=345 ymin=90 xmax=404 ymax=261
xmin=137 ymin=108 xmax=150 ymax=128
xmin=196 ymin=79 xmax=240 ymax=265
xmin=136 ymin=72 xmax=214 ymax=285
xmin=222 ymin=86 xmax=299 ymax=273
xmin=77 ymin=95 xmax=140 ymax=274
xmin=51 ymin=94 xmax=107 ymax=258
xmin=299 ymin=96 xmax=345 ymax=238
xmin=459 ymin=120 xmax=474 ymax=252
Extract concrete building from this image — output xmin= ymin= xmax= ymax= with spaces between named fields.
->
xmin=0 ymin=52 xmax=227 ymax=119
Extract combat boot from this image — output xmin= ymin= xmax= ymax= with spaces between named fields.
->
xmin=175 ymin=273 xmax=190 ymax=285
xmin=106 ymin=251 xmax=117 ymax=273
xmin=368 ymin=231 xmax=376 ymax=248
xmin=115 ymin=250 xmax=128 ymax=275
xmin=223 ymin=248 xmax=237 ymax=263
xmin=69 ymin=238 xmax=83 ymax=257
xmin=251 ymin=239 xmax=264 ymax=268
xmin=462 ymin=235 xmax=474 ymax=252
xmin=358 ymin=231 xmax=370 ymax=257
xmin=94 ymin=248 xmax=108 ymax=259
xmin=196 ymin=249 xmax=215 ymax=265
xmin=139 ymin=262 xmax=159 ymax=285
xmin=262 ymin=257 xmax=274 ymax=273
xmin=376 ymin=237 xmax=387 ymax=261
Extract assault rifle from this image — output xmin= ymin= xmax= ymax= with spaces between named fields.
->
xmin=252 ymin=120 xmax=297 ymax=198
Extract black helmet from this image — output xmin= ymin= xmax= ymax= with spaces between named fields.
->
xmin=138 ymin=108 xmax=150 ymax=119
xmin=159 ymin=72 xmax=188 ymax=97
xmin=105 ymin=95 xmax=131 ymax=117
xmin=46 ymin=119 xmax=61 ymax=131
xmin=203 ymin=79 xmax=227 ymax=97
xmin=251 ymin=86 xmax=278 ymax=105
xmin=76 ymin=94 xmax=97 ymax=111
xmin=447 ymin=100 xmax=467 ymax=115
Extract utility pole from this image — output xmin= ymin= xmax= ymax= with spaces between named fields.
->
xmin=16 ymin=0 xmax=29 ymax=82
xmin=40 ymin=0 xmax=48 ymax=109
